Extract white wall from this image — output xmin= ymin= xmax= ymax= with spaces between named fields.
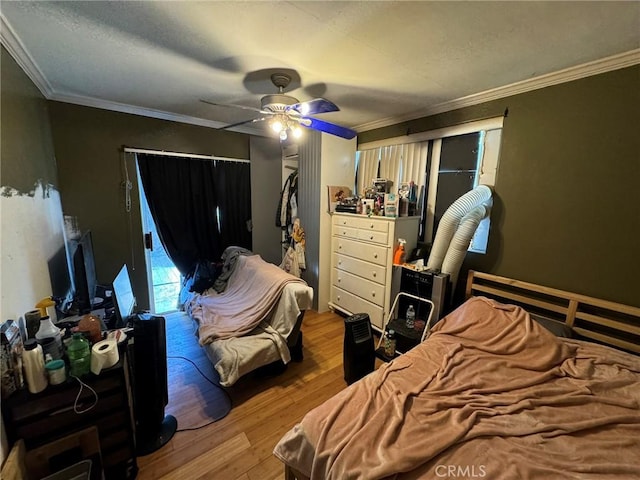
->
xmin=0 ymin=183 xmax=66 ymax=322
xmin=318 ymin=135 xmax=357 ymax=311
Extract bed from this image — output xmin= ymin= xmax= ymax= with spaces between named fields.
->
xmin=274 ymin=270 xmax=640 ymax=479
xmin=185 ymin=252 xmax=314 ymax=386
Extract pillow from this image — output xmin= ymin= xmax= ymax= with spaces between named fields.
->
xmin=530 ymin=313 xmax=574 ymax=338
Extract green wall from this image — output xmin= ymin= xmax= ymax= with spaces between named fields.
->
xmin=47 ymin=102 xmax=254 ymax=310
xmin=1 ymin=48 xmax=57 ymax=192
xmin=360 ymin=66 xmax=640 ymax=307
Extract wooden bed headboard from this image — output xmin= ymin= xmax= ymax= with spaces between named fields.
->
xmin=465 ymin=270 xmax=640 ymax=354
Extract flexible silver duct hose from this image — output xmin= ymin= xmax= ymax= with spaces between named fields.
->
xmin=426 ymin=184 xmax=493 ymax=271
xmin=441 ymin=204 xmax=488 ymax=287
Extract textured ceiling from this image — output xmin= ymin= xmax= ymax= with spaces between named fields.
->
xmin=2 ymin=1 xmax=639 ymax=137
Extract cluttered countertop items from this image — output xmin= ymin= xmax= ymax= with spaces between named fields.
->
xmin=1 ymin=296 xmax=130 ymax=399
xmin=330 ymin=178 xmax=419 ymax=218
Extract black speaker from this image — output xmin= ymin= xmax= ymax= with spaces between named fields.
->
xmin=343 ymin=313 xmax=375 ymax=385
xmin=130 ymin=314 xmax=177 ymax=456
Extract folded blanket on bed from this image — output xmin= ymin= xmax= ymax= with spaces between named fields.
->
xmin=190 ymin=255 xmax=306 ymax=345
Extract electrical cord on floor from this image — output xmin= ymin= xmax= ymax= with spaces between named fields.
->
xmin=167 ymin=355 xmax=232 ymax=432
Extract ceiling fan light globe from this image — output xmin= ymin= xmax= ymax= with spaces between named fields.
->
xmin=279 ymin=130 xmax=288 ymax=141
xmin=271 ymin=120 xmax=284 ymax=133
xmin=292 ymin=126 xmax=303 ymax=138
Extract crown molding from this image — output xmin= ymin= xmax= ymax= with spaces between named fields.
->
xmin=0 ymin=14 xmax=54 ymax=97
xmin=49 ymin=92 xmax=266 ymax=136
xmin=355 ymin=48 xmax=640 ymax=132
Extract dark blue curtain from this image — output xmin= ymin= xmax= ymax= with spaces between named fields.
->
xmin=137 ymin=153 xmax=252 ymax=275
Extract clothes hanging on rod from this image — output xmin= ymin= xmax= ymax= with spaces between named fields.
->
xmin=280 ymin=218 xmax=306 ymax=277
xmin=276 ymin=169 xmax=298 ymax=241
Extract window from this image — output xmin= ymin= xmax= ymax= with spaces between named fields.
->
xmin=357 ymin=117 xmax=503 ymax=254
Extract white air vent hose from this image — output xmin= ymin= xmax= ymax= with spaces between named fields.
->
xmin=441 ymin=204 xmax=488 ymax=287
xmin=426 ymin=184 xmax=493 ymax=271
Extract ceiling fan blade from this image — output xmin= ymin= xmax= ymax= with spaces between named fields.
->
xmin=200 ymin=99 xmax=265 ymax=114
xmin=217 ymin=116 xmax=268 ymax=131
xmin=287 ymin=98 xmax=339 ymax=116
xmin=302 ymin=117 xmax=357 ymax=140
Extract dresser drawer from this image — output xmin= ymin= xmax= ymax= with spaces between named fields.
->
xmin=333 ymin=253 xmax=386 ymax=286
xmin=333 ymin=224 xmax=359 ymax=240
xmin=331 ymin=286 xmax=385 ymax=330
xmin=332 ymin=237 xmax=387 ymax=267
xmin=332 ymin=268 xmax=385 ymax=307
xmin=332 ymin=214 xmax=389 ymax=233
xmin=356 ymin=228 xmax=389 ymax=245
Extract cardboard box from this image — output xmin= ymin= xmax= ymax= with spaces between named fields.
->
xmin=1 ymin=320 xmax=24 ymax=398
xmin=0 ymin=439 xmax=27 ymax=480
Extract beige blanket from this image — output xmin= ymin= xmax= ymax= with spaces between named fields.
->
xmin=189 ymin=255 xmax=306 ymax=345
xmin=273 ymin=297 xmax=640 ymax=479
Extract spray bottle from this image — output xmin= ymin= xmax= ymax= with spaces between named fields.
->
xmin=393 ymin=238 xmax=407 ymax=265
xmin=35 ymin=297 xmax=63 ymax=359
xmin=35 ymin=297 xmax=57 ymax=321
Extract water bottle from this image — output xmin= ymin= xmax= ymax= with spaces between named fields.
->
xmin=23 ymin=339 xmax=48 ymax=394
xmin=384 ymin=329 xmax=397 ymax=358
xmin=406 ymin=305 xmax=416 ymax=329
xmin=67 ymin=333 xmax=91 ymax=377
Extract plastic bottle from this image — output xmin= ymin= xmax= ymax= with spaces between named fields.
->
xmin=24 ymin=309 xmax=42 ymax=339
xmin=393 ymin=239 xmax=406 ymax=265
xmin=23 ymin=339 xmax=48 ymax=394
xmin=35 ymin=316 xmax=63 ymax=358
xmin=406 ymin=305 xmax=416 ymax=329
xmin=67 ymin=333 xmax=91 ymax=377
xmin=384 ymin=329 xmax=397 ymax=358
xmin=45 ymin=359 xmax=67 ymax=385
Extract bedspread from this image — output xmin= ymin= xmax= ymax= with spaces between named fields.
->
xmin=188 ymin=254 xmax=306 ymax=345
xmin=274 ymin=296 xmax=640 ymax=479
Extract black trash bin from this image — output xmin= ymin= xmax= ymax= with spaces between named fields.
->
xmin=343 ymin=313 xmax=375 ymax=385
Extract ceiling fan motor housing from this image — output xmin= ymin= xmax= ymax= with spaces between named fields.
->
xmin=261 ymin=94 xmax=298 ymax=113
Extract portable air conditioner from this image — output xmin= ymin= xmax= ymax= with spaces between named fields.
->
xmin=343 ymin=313 xmax=375 ymax=385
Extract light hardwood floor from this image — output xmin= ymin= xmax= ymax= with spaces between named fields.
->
xmin=136 ymin=309 xmax=379 ymax=480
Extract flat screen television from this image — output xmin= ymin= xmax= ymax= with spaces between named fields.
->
xmin=70 ymin=231 xmax=97 ymax=315
xmin=112 ymin=264 xmax=136 ymax=328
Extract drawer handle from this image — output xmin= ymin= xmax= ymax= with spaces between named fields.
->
xmin=338 ymin=277 xmax=342 ymax=283
xmin=372 ymin=272 xmax=376 ymax=277
xmin=339 ymin=244 xmax=342 ymax=249
xmin=337 ymin=295 xmax=341 ymax=300
xmin=369 ymin=235 xmax=374 ymax=240
xmin=342 ymin=220 xmax=347 ymax=225
xmin=373 ymin=253 xmax=378 ymax=258
xmin=338 ymin=260 xmax=342 ymax=265
xmin=343 ymin=231 xmax=347 ymax=235
xmin=370 ymin=224 xmax=374 ymax=229
xmin=371 ymin=292 xmax=376 ymax=297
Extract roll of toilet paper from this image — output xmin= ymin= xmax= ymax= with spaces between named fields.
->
xmin=90 ymin=339 xmax=119 ymax=375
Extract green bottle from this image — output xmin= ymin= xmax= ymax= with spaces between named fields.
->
xmin=67 ymin=333 xmax=91 ymax=377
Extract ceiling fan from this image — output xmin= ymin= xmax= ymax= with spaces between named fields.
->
xmin=201 ymin=73 xmax=357 ymax=141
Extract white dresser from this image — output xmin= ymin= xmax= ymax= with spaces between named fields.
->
xmin=329 ymin=213 xmax=420 ymax=331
